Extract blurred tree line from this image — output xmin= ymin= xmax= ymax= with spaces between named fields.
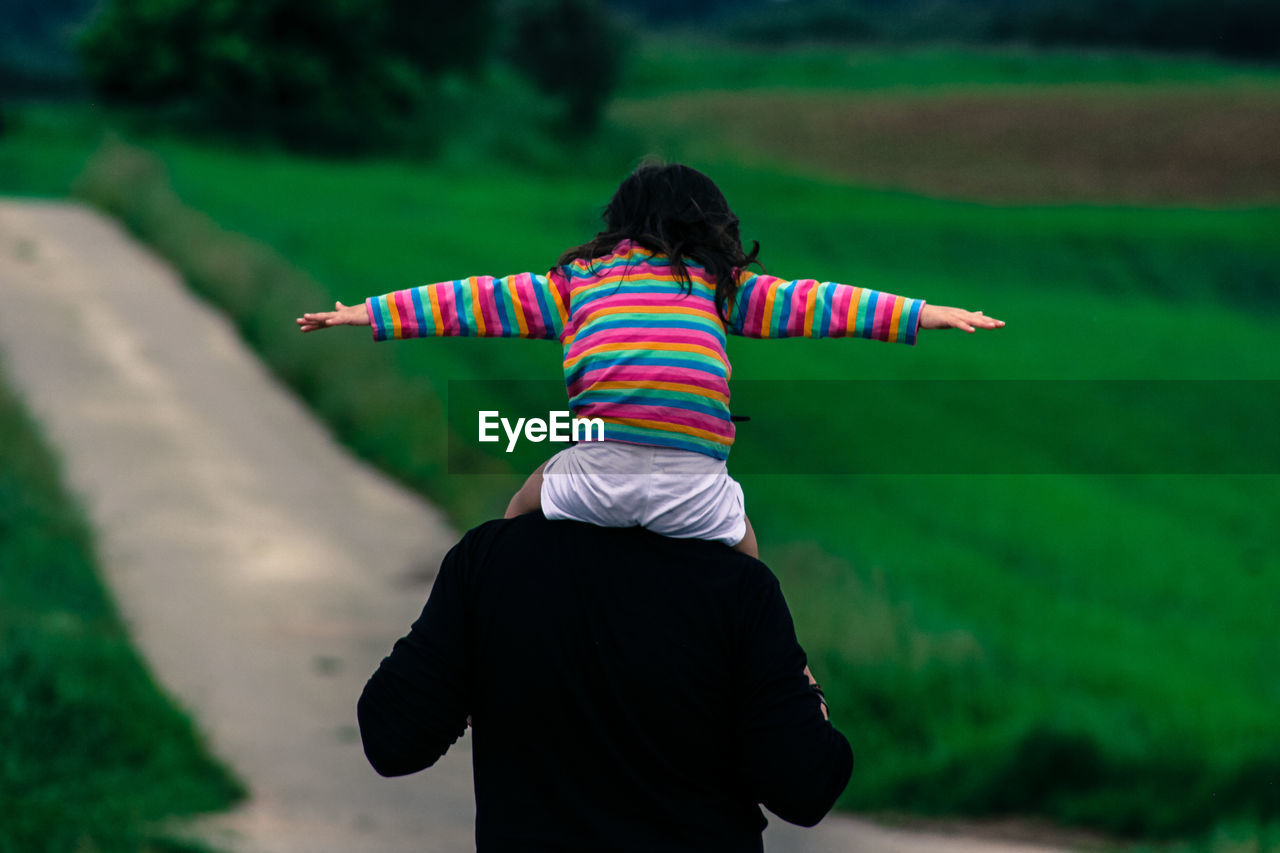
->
xmin=609 ymin=0 xmax=1280 ymax=61
xmin=5 ymin=0 xmax=1276 ymax=155
xmin=0 ymin=0 xmax=96 ymax=96
xmin=2 ymin=0 xmax=621 ymax=154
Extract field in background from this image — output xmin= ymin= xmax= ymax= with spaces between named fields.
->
xmin=0 ymin=363 xmax=243 ymax=852
xmin=616 ymin=42 xmax=1280 ymax=205
xmin=615 ymin=86 xmax=1280 ymax=203
xmin=619 ymin=42 xmax=1280 ymax=96
xmin=3 ymin=44 xmax=1278 ymax=844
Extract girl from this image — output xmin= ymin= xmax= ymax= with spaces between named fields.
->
xmin=298 ymin=162 xmax=1002 ymax=557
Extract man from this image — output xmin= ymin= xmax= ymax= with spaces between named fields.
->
xmin=358 ymin=513 xmax=853 ymax=851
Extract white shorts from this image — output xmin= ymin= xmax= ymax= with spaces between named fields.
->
xmin=539 ymin=441 xmax=747 ymax=546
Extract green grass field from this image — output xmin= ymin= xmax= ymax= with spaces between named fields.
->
xmin=3 ymin=43 xmax=1278 ymax=844
xmin=619 ymin=40 xmax=1280 ymax=96
xmin=614 ymin=42 xmax=1280 ymax=205
xmin=0 ymin=364 xmax=244 ymax=853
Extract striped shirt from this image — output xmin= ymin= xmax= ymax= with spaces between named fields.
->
xmin=366 ymin=240 xmax=924 ymax=459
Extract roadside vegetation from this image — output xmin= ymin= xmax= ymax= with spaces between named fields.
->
xmin=0 ymin=366 xmax=244 ymax=852
xmin=2 ymin=35 xmax=1277 ymax=850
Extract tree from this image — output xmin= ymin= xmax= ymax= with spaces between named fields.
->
xmin=500 ymin=0 xmax=622 ymax=129
xmin=0 ymin=0 xmax=97 ymax=93
xmin=77 ymin=0 xmax=495 ymax=153
xmin=383 ymin=0 xmax=492 ymax=76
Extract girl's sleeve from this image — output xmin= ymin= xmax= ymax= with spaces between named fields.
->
xmin=365 ymin=270 xmax=571 ymax=342
xmin=727 ymin=270 xmax=925 ymax=345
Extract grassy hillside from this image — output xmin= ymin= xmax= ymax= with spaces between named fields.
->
xmin=3 ymin=44 xmax=1278 ymax=842
xmin=614 ymin=86 xmax=1280 ymax=204
xmin=0 ymin=363 xmax=244 ymax=852
xmin=615 ymin=43 xmax=1280 ymax=205
xmin=619 ymin=41 xmax=1280 ymax=96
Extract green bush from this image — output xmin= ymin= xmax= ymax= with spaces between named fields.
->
xmin=76 ymin=0 xmax=470 ymax=154
xmin=499 ymin=0 xmax=623 ymax=128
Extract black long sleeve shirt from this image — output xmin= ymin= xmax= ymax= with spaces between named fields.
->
xmin=358 ymin=513 xmax=853 ymax=852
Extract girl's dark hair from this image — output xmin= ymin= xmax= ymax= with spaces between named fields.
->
xmin=558 ymin=161 xmax=761 ymax=321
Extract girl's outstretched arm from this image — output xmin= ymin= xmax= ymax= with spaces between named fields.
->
xmin=296 ymin=271 xmax=571 ymax=342
xmin=727 ymin=272 xmax=1003 ymax=342
xmin=728 ymin=272 xmax=927 ymax=344
xmin=369 ymin=272 xmax=568 ymax=342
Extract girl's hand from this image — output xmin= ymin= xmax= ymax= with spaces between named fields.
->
xmin=919 ymin=304 xmax=1004 ymax=333
xmin=296 ymin=301 xmax=370 ymax=333
xmin=804 ymin=665 xmax=829 ymax=721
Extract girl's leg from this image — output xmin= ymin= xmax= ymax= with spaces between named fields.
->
xmin=732 ymin=514 xmax=759 ymax=558
xmin=505 ymin=461 xmax=549 ymax=519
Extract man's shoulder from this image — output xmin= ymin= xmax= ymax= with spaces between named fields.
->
xmin=457 ymin=513 xmax=779 ymax=590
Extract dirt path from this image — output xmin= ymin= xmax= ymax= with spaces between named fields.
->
xmin=0 ymin=200 xmax=1070 ymax=853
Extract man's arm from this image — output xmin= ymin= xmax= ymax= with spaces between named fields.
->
xmin=735 ymin=572 xmax=854 ymax=827
xmin=357 ymin=539 xmax=471 ymax=777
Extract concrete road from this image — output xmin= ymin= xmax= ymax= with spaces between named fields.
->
xmin=0 ymin=200 xmax=1067 ymax=853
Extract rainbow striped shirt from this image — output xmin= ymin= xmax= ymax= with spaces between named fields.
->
xmin=366 ymin=240 xmax=924 ymax=460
